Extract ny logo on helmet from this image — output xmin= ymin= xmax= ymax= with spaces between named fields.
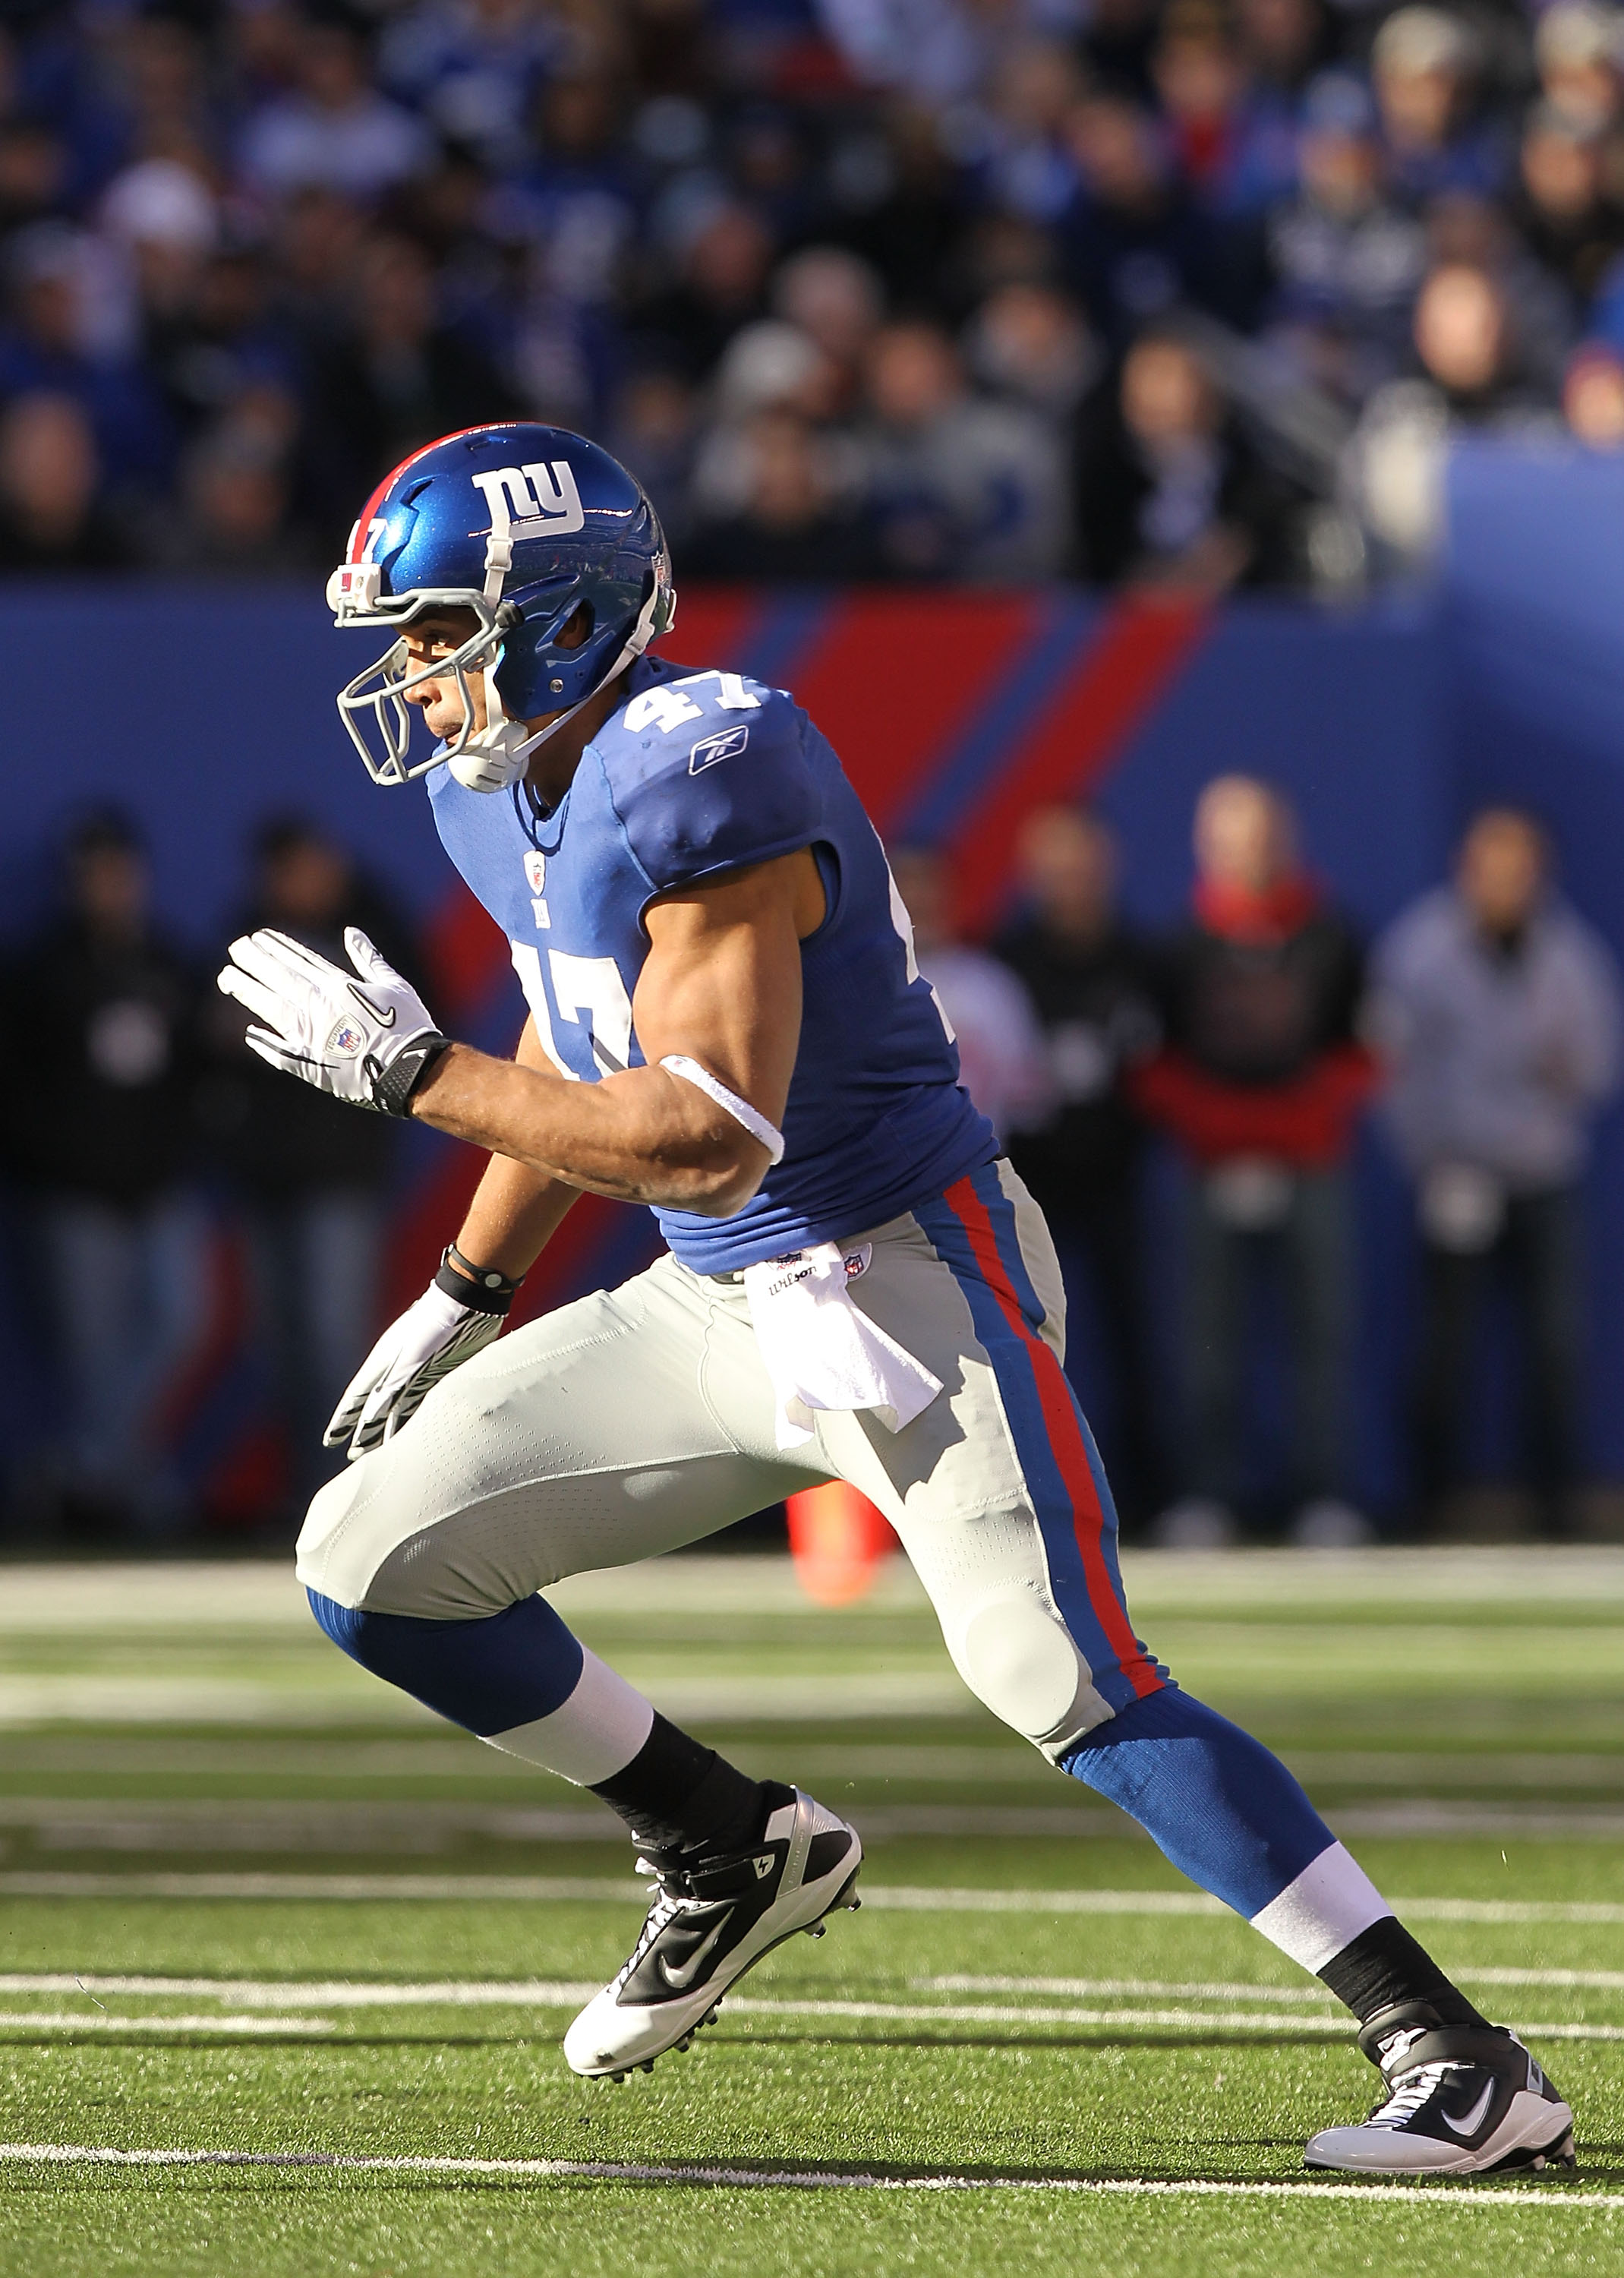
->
xmin=471 ymin=460 xmax=585 ymax=543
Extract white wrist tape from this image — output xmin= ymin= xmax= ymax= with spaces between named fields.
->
xmin=660 ymin=1054 xmax=785 ymax=1165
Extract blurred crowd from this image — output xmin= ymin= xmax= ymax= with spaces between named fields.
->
xmin=5 ymin=0 xmax=1624 ymax=592
xmin=0 ymin=807 xmax=421 ymax=1536
xmin=3 ymin=783 xmax=1618 ymax=1547
xmin=896 ymin=784 xmax=1622 ymax=1544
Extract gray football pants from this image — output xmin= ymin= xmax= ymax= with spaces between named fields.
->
xmin=296 ymin=1161 xmax=1167 ymax=1759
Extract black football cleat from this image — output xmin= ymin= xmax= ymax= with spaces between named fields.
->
xmin=1304 ymin=2003 xmax=1576 ymax=2176
xmin=563 ymin=1787 xmax=861 ymax=2080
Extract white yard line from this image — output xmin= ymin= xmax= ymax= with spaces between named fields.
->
xmin=0 ymin=2142 xmax=1613 ymax=2206
xmin=2 ymin=1977 xmax=1620 ymax=2043
xmin=8 ymin=1545 xmax=1624 ymax=1627
xmin=0 ymin=1675 xmax=973 ymax=1728
xmin=923 ymin=1977 xmax=1342 ymax=2002
xmin=0 ymin=2015 xmax=331 ymax=2034
xmin=926 ymin=1970 xmax=1624 ymax=1998
xmin=7 ymin=1873 xmax=1624 ymax=1924
xmin=0 ymin=1977 xmax=604 ymax=2008
xmin=0 ymin=1873 xmax=646 ymax=1902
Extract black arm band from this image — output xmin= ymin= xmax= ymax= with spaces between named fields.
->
xmin=434 ymin=1244 xmax=519 ymax=1316
xmin=371 ymin=1033 xmax=454 ymax=1118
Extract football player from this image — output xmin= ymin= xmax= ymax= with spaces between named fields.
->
xmin=219 ymin=424 xmax=1573 ymax=2175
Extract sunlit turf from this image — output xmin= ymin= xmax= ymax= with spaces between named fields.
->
xmin=2 ymin=1548 xmax=1623 ymax=2274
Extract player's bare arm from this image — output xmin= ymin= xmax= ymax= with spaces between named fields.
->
xmin=445 ymin=1015 xmax=582 ymax=1281
xmin=410 ymin=850 xmax=824 ymax=1219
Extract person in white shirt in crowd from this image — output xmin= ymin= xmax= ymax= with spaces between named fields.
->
xmin=1371 ymin=807 xmax=1622 ymax=1533
xmin=889 ymin=844 xmax=1051 ymax=1144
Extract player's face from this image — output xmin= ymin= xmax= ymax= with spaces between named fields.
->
xmin=399 ymin=606 xmax=490 ymax=740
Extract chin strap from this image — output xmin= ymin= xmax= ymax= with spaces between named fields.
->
xmin=446 ymin=582 xmax=670 ymax=795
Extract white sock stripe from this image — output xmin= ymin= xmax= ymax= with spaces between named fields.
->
xmin=1247 ymin=1843 xmax=1392 ymax=1973
xmin=482 ymin=1650 xmax=654 ymax=1787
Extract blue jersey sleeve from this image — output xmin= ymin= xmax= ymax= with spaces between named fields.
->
xmin=595 ymin=677 xmax=821 ymax=896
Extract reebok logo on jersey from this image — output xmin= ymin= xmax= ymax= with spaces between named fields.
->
xmin=689 ymin=724 xmax=749 ymax=775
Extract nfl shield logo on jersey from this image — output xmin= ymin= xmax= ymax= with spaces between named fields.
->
xmin=524 ymin=850 xmax=547 ymax=895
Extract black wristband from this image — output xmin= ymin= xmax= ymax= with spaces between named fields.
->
xmin=434 ymin=1244 xmax=519 ymax=1316
xmin=370 ymin=1033 xmax=453 ymax=1118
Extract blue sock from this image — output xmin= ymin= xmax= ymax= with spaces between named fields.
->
xmin=307 ymin=1588 xmax=583 ymax=1737
xmin=1061 ymin=1686 xmax=1335 ymax=1917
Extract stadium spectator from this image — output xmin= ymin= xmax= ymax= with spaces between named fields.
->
xmin=0 ymin=393 xmax=131 ymax=572
xmin=1134 ymin=775 xmax=1376 ymax=1547
xmin=683 ymin=407 xmax=881 ymax=579
xmin=970 ymin=39 xmax=1086 ymax=226
xmin=1073 ymin=328 xmax=1306 ymax=586
xmin=379 ymin=0 xmax=562 ymax=175
xmin=633 ymin=200 xmax=776 ymax=384
xmin=997 ymin=806 xmax=1169 ymax=1525
xmin=1370 ymin=809 xmax=1622 ymax=1535
xmin=1512 ymin=105 xmax=1624 ymax=323
xmin=0 ymin=222 xmax=172 ymax=498
xmin=304 ymin=231 xmax=520 ymax=522
xmin=889 ymin=845 xmax=1050 ymax=1142
xmin=963 ymin=279 xmax=1100 ymax=418
xmin=827 ymin=104 xmax=970 ymax=317
xmin=771 ymin=246 xmax=885 ymax=415
xmin=1346 ymin=261 xmax=1560 ymax=566
xmin=1563 ymin=339 xmax=1624 ymax=440
xmin=1534 ymin=2 xmax=1623 ymax=137
xmin=862 ymin=316 xmax=1068 ymax=577
xmin=1370 ymin=7 xmax=1508 ymax=208
xmin=0 ymin=811 xmax=207 ymax=1536
xmin=146 ymin=415 xmax=311 ymax=577
xmin=207 ymin=818 xmax=421 ymax=1513
xmin=238 ymin=19 xmax=432 ymax=204
xmin=1263 ymin=72 xmax=1428 ymax=405
xmin=1058 ymin=93 xmax=1245 ymax=344
xmin=1151 ymin=1 xmax=1250 ymax=211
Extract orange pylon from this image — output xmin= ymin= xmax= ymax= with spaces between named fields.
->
xmin=786 ymin=1480 xmax=898 ymax=1605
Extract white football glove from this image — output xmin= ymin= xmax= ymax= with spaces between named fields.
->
xmin=217 ymin=926 xmax=450 ymax=1116
xmin=325 ymin=1268 xmax=510 ymax=1459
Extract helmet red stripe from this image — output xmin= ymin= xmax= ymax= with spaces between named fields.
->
xmin=348 ymin=424 xmax=526 ymax=559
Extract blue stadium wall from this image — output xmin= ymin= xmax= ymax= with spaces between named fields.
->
xmin=1 ymin=454 xmax=1619 ymax=1514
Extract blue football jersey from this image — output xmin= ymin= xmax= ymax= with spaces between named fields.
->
xmin=427 ymin=653 xmax=996 ymax=1273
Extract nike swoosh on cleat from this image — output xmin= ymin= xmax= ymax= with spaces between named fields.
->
xmin=656 ymin=1911 xmax=733 ymax=1992
xmin=1441 ymin=2081 xmax=1496 ymax=2138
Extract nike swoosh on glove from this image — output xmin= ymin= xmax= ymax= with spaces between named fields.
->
xmin=325 ymin=1279 xmax=504 ymax=1459
xmin=217 ymin=927 xmax=449 ymax=1115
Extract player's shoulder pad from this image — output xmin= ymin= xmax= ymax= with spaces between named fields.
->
xmin=593 ymin=664 xmax=821 ymax=894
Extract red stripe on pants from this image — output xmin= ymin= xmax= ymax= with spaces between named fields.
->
xmin=941 ymin=1174 xmax=1162 ymax=1700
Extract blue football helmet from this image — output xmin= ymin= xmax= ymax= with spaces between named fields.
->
xmin=326 ymin=422 xmax=675 ymax=793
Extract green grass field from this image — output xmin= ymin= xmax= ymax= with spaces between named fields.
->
xmin=3 ymin=1546 xmax=1624 ymax=2276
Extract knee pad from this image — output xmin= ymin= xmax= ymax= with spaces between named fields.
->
xmin=952 ymin=1587 xmax=1100 ymax=1757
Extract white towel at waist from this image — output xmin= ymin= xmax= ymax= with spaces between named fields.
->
xmin=742 ymin=1241 xmax=944 ymax=1452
